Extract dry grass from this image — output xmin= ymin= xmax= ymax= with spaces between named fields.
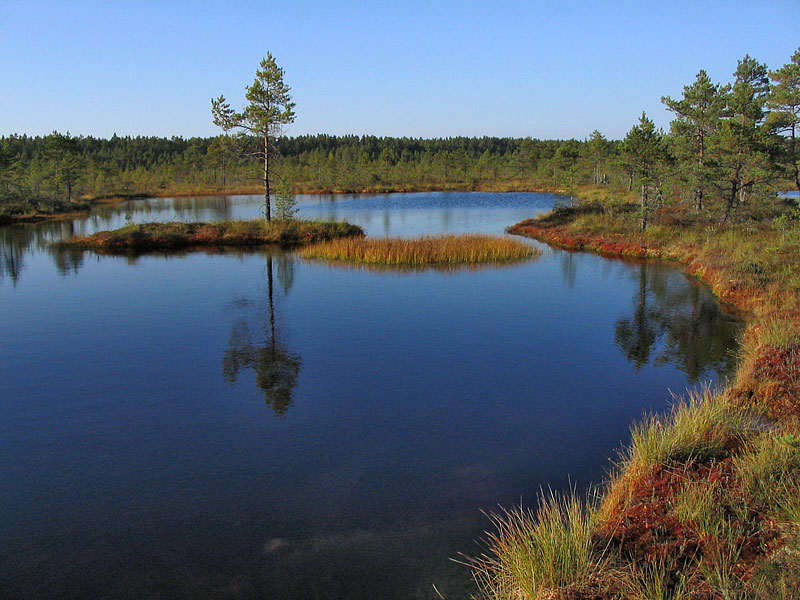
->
xmin=300 ymin=234 xmax=539 ymax=266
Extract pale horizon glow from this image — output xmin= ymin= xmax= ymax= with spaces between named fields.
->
xmin=1 ymin=0 xmax=798 ymax=141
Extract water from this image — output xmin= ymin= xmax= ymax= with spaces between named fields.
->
xmin=0 ymin=193 xmax=742 ymax=599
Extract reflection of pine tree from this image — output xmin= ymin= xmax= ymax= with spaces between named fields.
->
xmin=221 ymin=253 xmax=301 ymax=416
xmin=614 ymin=263 xmax=659 ymax=369
xmin=614 ymin=262 xmax=742 ymax=381
xmin=0 ymin=229 xmax=24 ymax=284
xmin=222 ymin=321 xmax=300 ymax=416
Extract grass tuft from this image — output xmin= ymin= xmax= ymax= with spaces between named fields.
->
xmin=624 ymin=387 xmax=754 ymax=471
xmin=471 ymin=490 xmax=609 ymax=599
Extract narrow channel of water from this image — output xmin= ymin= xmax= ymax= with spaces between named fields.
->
xmin=0 ymin=193 xmax=742 ymax=599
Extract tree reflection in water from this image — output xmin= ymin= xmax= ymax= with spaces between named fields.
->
xmin=222 ymin=252 xmax=301 ymax=416
xmin=614 ymin=261 xmax=742 ymax=382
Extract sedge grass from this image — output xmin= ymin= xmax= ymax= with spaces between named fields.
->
xmin=300 ymin=234 xmax=539 ymax=266
xmin=623 ymin=387 xmax=755 ymax=471
xmin=471 ymin=490 xmax=609 ymax=600
xmin=619 ymin=557 xmax=693 ymax=600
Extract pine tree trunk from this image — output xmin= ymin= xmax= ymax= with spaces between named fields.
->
xmin=264 ymin=134 xmax=271 ymax=221
xmin=640 ymin=183 xmax=648 ymax=231
xmin=723 ymin=181 xmax=738 ymax=223
xmin=792 ymin=125 xmax=800 ymax=195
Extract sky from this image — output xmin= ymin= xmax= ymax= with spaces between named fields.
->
xmin=1 ymin=1 xmax=799 ymax=141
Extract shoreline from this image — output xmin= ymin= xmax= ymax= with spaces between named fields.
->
xmin=484 ymin=205 xmax=800 ymax=598
xmin=54 ymin=220 xmax=364 ymax=252
xmin=2 ymin=183 xmax=571 ymax=226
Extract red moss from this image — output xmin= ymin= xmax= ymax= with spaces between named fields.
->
xmin=596 ymin=460 xmax=778 ymax=585
xmin=732 ymin=343 xmax=800 ymax=418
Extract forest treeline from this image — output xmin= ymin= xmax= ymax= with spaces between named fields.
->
xmin=1 ymin=49 xmax=798 ymax=224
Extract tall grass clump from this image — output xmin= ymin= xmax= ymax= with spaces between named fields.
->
xmin=758 ymin=314 xmax=800 ymax=349
xmin=733 ymin=433 xmax=800 ymax=509
xmin=471 ymin=490 xmax=609 ymax=599
xmin=301 ymin=234 xmax=539 ymax=266
xmin=624 ymin=387 xmax=754 ymax=471
xmin=620 ymin=558 xmax=693 ymax=600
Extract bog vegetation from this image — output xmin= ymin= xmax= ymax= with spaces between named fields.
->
xmin=301 ymin=234 xmax=538 ymax=266
xmin=56 ymin=220 xmax=363 ymax=251
xmin=5 ymin=44 xmax=800 ymax=599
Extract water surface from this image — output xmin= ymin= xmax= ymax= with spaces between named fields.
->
xmin=0 ymin=193 xmax=742 ymax=599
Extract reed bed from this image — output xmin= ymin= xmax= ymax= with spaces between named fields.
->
xmin=300 ymin=234 xmax=539 ymax=266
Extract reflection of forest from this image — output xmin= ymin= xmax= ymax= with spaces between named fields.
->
xmin=0 ymin=220 xmax=87 ymax=284
xmin=221 ymin=252 xmax=301 ymax=416
xmin=614 ymin=261 xmax=742 ymax=382
xmin=0 ymin=196 xmax=239 ymax=285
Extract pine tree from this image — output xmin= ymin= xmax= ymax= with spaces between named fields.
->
xmin=662 ymin=70 xmax=727 ymax=212
xmin=622 ymin=113 xmax=666 ymax=230
xmin=715 ymin=55 xmax=775 ymax=221
xmin=768 ymin=47 xmax=800 ymax=194
xmin=212 ymin=53 xmax=296 ymax=220
xmin=586 ymin=130 xmax=609 ymax=184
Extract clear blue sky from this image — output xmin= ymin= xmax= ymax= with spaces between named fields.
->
xmin=2 ymin=0 xmax=798 ymax=140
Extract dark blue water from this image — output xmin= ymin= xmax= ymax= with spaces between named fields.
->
xmin=0 ymin=193 xmax=742 ymax=599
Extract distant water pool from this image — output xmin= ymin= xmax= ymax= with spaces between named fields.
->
xmin=0 ymin=193 xmax=742 ymax=599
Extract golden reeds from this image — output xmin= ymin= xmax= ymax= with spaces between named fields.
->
xmin=300 ymin=234 xmax=539 ymax=266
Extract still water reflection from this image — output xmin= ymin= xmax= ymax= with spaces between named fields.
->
xmin=222 ymin=255 xmax=302 ymax=416
xmin=0 ymin=193 xmax=742 ymax=599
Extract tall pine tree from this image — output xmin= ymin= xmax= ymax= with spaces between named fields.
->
xmin=212 ymin=53 xmax=296 ymax=221
xmin=662 ymin=70 xmax=727 ymax=212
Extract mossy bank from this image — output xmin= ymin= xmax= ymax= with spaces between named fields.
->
xmin=55 ymin=219 xmax=364 ymax=251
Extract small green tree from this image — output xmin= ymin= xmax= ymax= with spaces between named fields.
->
xmin=274 ymin=181 xmax=298 ymax=220
xmin=0 ymin=139 xmax=15 ymax=194
xmin=206 ymin=134 xmax=237 ymax=187
xmin=586 ymin=130 xmax=609 ymax=184
xmin=47 ymin=131 xmax=85 ymax=204
xmin=212 ymin=52 xmax=296 ymax=221
xmin=622 ymin=112 xmax=667 ymax=230
xmin=768 ymin=47 xmax=800 ymax=194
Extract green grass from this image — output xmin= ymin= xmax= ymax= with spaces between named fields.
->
xmin=624 ymin=387 xmax=755 ymax=470
xmin=300 ymin=234 xmax=539 ymax=266
xmin=55 ymin=219 xmax=364 ymax=251
xmin=620 ymin=558 xmax=693 ymax=600
xmin=471 ymin=491 xmax=609 ymax=600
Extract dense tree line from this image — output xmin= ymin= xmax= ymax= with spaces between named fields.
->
xmin=1 ymin=49 xmax=798 ymax=223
